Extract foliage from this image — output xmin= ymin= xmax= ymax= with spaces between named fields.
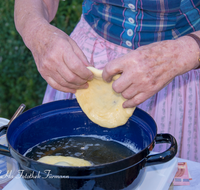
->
xmin=0 ymin=0 xmax=82 ymax=119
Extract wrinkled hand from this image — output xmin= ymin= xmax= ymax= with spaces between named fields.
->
xmin=28 ymin=23 xmax=93 ymax=93
xmin=102 ymin=39 xmax=198 ymax=108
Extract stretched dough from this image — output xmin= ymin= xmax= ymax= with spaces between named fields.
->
xmin=75 ymin=67 xmax=135 ymax=128
xmin=38 ymin=156 xmax=92 ymax=167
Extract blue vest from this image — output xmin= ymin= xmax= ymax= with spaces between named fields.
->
xmin=82 ymin=0 xmax=200 ymax=49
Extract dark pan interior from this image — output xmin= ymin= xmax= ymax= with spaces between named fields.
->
xmin=7 ymin=99 xmax=157 ymax=157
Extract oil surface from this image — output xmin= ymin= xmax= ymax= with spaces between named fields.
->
xmin=25 ymin=136 xmax=136 ymax=165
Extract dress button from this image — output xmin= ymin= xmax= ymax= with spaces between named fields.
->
xmin=128 ymin=17 xmax=135 ymax=24
xmin=127 ymin=29 xmax=133 ymax=36
xmin=128 ymin=4 xmax=135 ymax=9
xmin=126 ymin=41 xmax=132 ymax=47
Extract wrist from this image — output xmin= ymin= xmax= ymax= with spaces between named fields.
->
xmin=20 ymin=18 xmax=49 ymax=51
xmin=185 ymin=33 xmax=200 ymax=69
xmin=176 ymin=35 xmax=200 ymax=71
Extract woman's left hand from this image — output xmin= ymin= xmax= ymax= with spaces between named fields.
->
xmin=102 ymin=37 xmax=199 ymax=108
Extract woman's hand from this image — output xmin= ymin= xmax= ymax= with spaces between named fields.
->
xmin=102 ymin=36 xmax=200 ymax=108
xmin=28 ymin=22 xmax=93 ymax=93
xmin=14 ymin=0 xmax=93 ymax=93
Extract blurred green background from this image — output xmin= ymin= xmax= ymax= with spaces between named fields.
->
xmin=0 ymin=0 xmax=82 ymax=119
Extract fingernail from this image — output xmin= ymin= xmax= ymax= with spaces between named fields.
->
xmin=123 ymin=102 xmax=134 ymax=108
xmin=103 ymin=77 xmax=112 ymax=83
xmin=122 ymin=102 xmax=127 ymax=108
xmin=83 ymin=83 xmax=89 ymax=89
xmin=88 ymin=75 xmax=93 ymax=80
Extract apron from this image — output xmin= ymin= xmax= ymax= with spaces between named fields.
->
xmin=43 ymin=16 xmax=200 ymax=162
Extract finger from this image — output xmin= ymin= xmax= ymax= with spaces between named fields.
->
xmin=46 ymin=77 xmax=77 ymax=93
xmin=121 ymin=86 xmax=138 ymax=100
xmin=63 ymin=50 xmax=93 ymax=81
xmin=44 ymin=73 xmax=89 ymax=90
xmin=112 ymin=73 xmax=132 ymax=94
xmin=102 ymin=57 xmax=125 ymax=82
xmin=122 ymin=93 xmax=144 ymax=108
xmin=57 ymin=65 xmax=90 ymax=86
xmin=38 ymin=56 xmax=90 ymax=87
xmin=68 ymin=38 xmax=91 ymax=67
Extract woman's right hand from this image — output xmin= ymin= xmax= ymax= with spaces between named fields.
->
xmin=25 ymin=21 xmax=93 ymax=93
xmin=14 ymin=0 xmax=93 ymax=93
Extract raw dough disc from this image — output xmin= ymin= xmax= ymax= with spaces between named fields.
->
xmin=38 ymin=156 xmax=92 ymax=167
xmin=75 ymin=67 xmax=135 ymax=128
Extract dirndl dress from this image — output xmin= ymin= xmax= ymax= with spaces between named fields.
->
xmin=43 ymin=16 xmax=200 ymax=162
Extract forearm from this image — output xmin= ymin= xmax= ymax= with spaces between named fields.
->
xmin=14 ymin=0 xmax=59 ymax=48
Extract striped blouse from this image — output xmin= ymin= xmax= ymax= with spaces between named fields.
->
xmin=82 ymin=0 xmax=200 ymax=49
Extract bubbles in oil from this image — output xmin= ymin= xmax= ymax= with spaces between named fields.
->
xmin=25 ymin=135 xmax=139 ymax=165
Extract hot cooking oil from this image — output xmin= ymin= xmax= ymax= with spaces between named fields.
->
xmin=25 ymin=136 xmax=136 ymax=165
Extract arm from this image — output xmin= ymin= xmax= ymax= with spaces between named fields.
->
xmin=14 ymin=0 xmax=59 ymax=36
xmin=14 ymin=0 xmax=93 ymax=93
xmin=102 ymin=31 xmax=200 ymax=108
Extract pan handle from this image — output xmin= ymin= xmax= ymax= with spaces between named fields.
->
xmin=0 ymin=104 xmax=26 ymax=157
xmin=145 ymin=133 xmax=177 ymax=167
xmin=0 ymin=145 xmax=11 ymax=157
xmin=0 ymin=128 xmax=12 ymax=157
xmin=0 ymin=104 xmax=26 ymax=135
